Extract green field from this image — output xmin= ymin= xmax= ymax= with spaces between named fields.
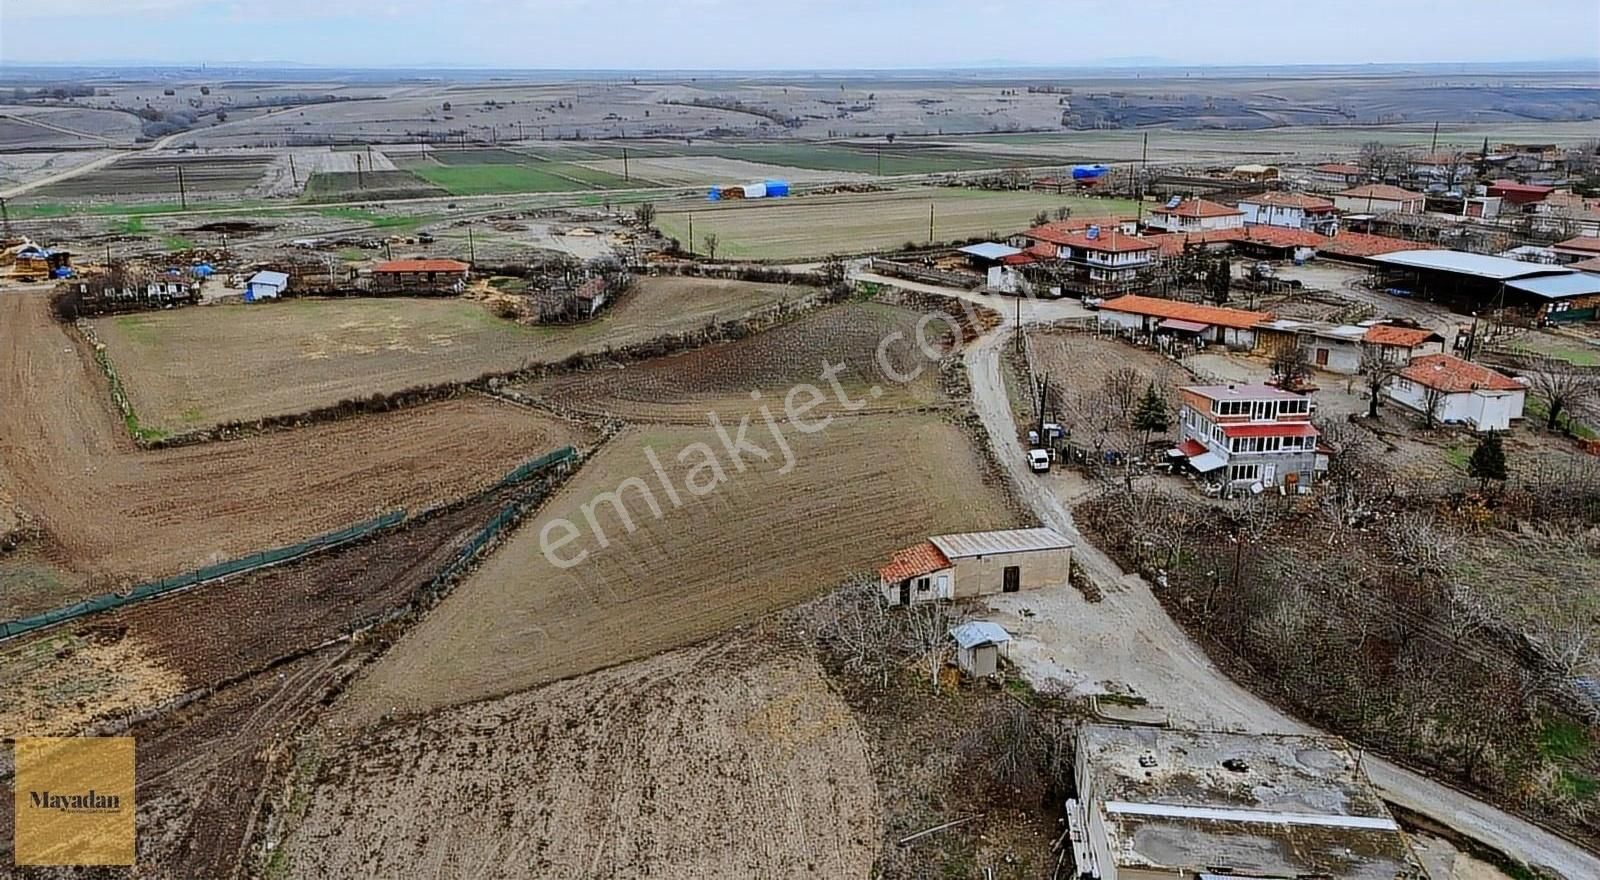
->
xmin=400 ymin=158 xmax=645 ymax=195
xmin=654 ymin=187 xmax=1137 ymax=260
xmin=302 ymin=169 xmax=447 ymax=202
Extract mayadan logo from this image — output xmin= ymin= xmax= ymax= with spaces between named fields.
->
xmin=12 ymin=737 xmax=136 ymax=866
xmin=28 ymin=790 xmax=124 ymax=813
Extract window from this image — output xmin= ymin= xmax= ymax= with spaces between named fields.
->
xmin=1229 ymin=464 xmax=1260 ymax=482
xmin=916 ymin=577 xmax=930 ymax=592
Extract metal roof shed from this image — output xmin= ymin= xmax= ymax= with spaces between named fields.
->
xmin=930 ymin=528 xmax=1072 ymax=559
xmin=1505 ymin=273 xmax=1600 ymax=299
xmin=958 ymin=242 xmax=1023 ymax=261
xmin=950 ymin=621 xmax=1012 ymax=650
xmin=1370 ymin=249 xmax=1571 ymax=281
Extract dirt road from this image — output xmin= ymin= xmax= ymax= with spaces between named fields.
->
xmin=952 ymin=288 xmax=1600 ymax=879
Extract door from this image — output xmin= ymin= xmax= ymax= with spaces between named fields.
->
xmin=936 ymin=574 xmax=949 ymax=600
xmin=1314 ymin=348 xmax=1329 ymax=366
xmin=1262 ymin=463 xmax=1277 ymax=485
xmin=1003 ymin=565 xmax=1021 ymax=593
xmin=898 ymin=581 xmax=910 ymax=605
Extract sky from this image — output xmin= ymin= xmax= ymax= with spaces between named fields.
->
xmin=2 ymin=0 xmax=1598 ymax=70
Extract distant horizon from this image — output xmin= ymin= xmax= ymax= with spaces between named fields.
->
xmin=3 ymin=0 xmax=1598 ymax=71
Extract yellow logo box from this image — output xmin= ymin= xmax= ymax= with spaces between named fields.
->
xmin=13 ymin=737 xmax=135 ymax=866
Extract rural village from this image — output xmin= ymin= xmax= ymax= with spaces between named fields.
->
xmin=1 ymin=55 xmax=1600 ymax=880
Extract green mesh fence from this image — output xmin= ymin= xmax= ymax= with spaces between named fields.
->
xmin=1 ymin=510 xmax=405 ymax=641
xmin=425 ymin=446 xmax=578 ymax=598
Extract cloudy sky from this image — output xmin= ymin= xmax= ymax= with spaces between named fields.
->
xmin=3 ymin=0 xmax=1598 ymax=69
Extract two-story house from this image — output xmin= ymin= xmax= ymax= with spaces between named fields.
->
xmin=1051 ymin=227 xmax=1159 ymax=287
xmin=1238 ymin=191 xmax=1339 ymax=234
xmin=1176 ymin=384 xmax=1323 ymax=491
xmin=1145 ymin=198 xmax=1245 ymax=234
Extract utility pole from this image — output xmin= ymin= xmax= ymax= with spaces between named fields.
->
xmin=877 ymin=148 xmax=882 ymax=177
xmin=288 ymin=153 xmax=298 ymax=188
xmin=1430 ymin=121 xmax=1439 ymax=154
xmin=0 ymin=196 xmax=10 ymax=241
xmin=622 ymin=147 xmax=629 ymax=181
xmin=518 ymin=121 xmax=524 ymax=141
xmin=355 ymin=153 xmax=364 ymax=189
xmin=467 ymin=225 xmax=475 ymax=263
xmin=687 ymin=213 xmax=694 ymax=254
xmin=366 ymin=143 xmax=373 ymax=168
xmin=928 ymin=201 xmax=935 ymax=243
xmin=176 ymin=164 xmax=188 ymax=210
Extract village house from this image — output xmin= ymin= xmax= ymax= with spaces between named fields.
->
xmin=1252 ymin=319 xmax=1368 ymax=373
xmin=369 ymin=258 xmax=471 ymax=293
xmin=1048 ymin=227 xmax=1159 ymax=288
xmin=1389 ymin=353 xmax=1525 ymax=431
xmin=1069 ymin=725 xmax=1427 ymax=880
xmin=1144 ymin=197 xmax=1245 ymax=234
xmin=1362 ymin=323 xmax=1447 ymax=364
xmin=1552 ymin=235 xmax=1600 ymax=264
xmin=1304 ymin=162 xmax=1365 ymax=192
xmin=878 ymin=528 xmax=1072 ymax=606
xmin=534 ymin=275 xmax=612 ymax=322
xmin=1486 ymin=179 xmax=1554 ymax=207
xmin=75 ymin=269 xmax=197 ymax=309
xmin=1095 ymin=295 xmax=1271 ymax=350
xmin=1237 ymin=191 xmax=1339 ymax=234
xmin=1175 ymin=383 xmax=1322 ymax=490
xmin=1534 ymin=193 xmax=1600 ymax=238
xmin=1332 ymin=184 xmax=1426 ymax=215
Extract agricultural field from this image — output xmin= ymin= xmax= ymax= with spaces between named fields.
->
xmin=91 ymin=277 xmax=804 ymax=430
xmin=301 ymin=168 xmax=447 ymax=202
xmin=28 ymin=151 xmax=275 ymax=200
xmin=0 ymin=288 xmax=594 ymax=617
xmin=397 ymin=149 xmax=651 ymax=194
xmin=1018 ymin=329 xmax=1189 ymax=444
xmin=654 ymin=187 xmax=1138 ymax=260
xmin=336 ymin=413 xmax=1023 ymax=722
xmin=517 ymin=301 xmax=951 ymax=422
xmin=287 ymin=638 xmax=879 ymax=878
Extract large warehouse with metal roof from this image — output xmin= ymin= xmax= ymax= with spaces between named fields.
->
xmin=1371 ymin=249 xmax=1600 ymax=321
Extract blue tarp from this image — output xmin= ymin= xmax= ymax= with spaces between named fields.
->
xmin=1071 ymin=164 xmax=1109 ymax=180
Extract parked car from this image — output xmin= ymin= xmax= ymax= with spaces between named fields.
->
xmin=1028 ymin=448 xmax=1051 ymax=473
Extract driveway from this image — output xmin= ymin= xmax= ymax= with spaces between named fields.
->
xmin=944 ymin=280 xmax=1600 ymax=879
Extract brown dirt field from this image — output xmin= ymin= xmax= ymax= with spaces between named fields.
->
xmin=336 ymin=413 xmax=1023 ymax=723
xmin=0 ymin=290 xmax=592 ymax=618
xmin=0 ymin=647 xmax=353 ymax=878
xmin=282 ymin=637 xmax=880 ymax=880
xmin=516 ymin=301 xmax=951 ymax=422
xmin=92 ymin=277 xmax=808 ymax=430
xmin=1016 ymin=328 xmax=1189 ymax=445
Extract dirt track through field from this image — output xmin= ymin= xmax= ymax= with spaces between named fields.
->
xmin=337 ymin=414 xmax=1021 ymax=723
xmin=0 ymin=291 xmax=591 ymax=618
xmin=289 ymin=638 xmax=880 ymax=880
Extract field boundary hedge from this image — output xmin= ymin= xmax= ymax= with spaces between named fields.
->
xmin=0 ymin=510 xmax=406 ymax=643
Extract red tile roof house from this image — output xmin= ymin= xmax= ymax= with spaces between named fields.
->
xmin=1361 ymin=323 xmax=1447 ymax=365
xmin=1145 ymin=198 xmax=1246 ymax=234
xmin=1176 ymin=384 xmax=1324 ymax=490
xmin=1486 ymin=179 xmax=1555 ymax=206
xmin=1553 ymin=235 xmax=1600 ymax=264
xmin=1388 ymin=354 xmax=1525 ymax=431
xmin=1305 ymin=162 xmax=1366 ymax=192
xmin=1038 ymin=228 xmax=1160 ymax=287
xmin=1238 ymin=191 xmax=1340 ymax=234
xmin=1095 ymin=295 xmax=1272 ymax=350
xmin=1331 ymin=184 xmax=1427 ymax=216
xmin=369 ymin=258 xmax=472 ymax=293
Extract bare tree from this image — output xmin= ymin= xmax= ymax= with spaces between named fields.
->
xmin=1272 ymin=344 xmax=1311 ymax=387
xmin=1103 ymin=367 xmax=1141 ymax=425
xmin=1526 ymin=358 xmax=1598 ymax=432
xmin=1360 ymin=349 xmax=1401 ymax=418
xmin=702 ymin=233 xmax=720 ymax=261
xmin=631 ymin=201 xmax=657 ymax=231
xmin=1421 ymin=384 xmax=1446 ymax=429
xmin=902 ymin=598 xmax=962 ymax=690
xmin=1358 ymin=141 xmax=1403 ymax=182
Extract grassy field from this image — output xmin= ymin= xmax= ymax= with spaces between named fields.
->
xmin=655 ymin=187 xmax=1138 ymax=259
xmin=302 ymin=169 xmax=447 ymax=202
xmin=399 ymin=152 xmax=647 ymax=195
xmin=92 ymin=278 xmax=805 ymax=430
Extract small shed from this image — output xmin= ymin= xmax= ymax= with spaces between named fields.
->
xmin=245 ymin=270 xmax=289 ymax=302
xmin=950 ymin=621 xmax=1012 ymax=678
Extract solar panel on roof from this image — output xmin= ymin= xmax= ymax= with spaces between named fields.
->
xmin=1165 ymin=196 xmax=1183 ymax=209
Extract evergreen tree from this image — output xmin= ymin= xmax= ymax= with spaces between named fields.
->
xmin=1132 ymin=382 xmax=1171 ymax=449
xmin=1467 ymin=430 xmax=1508 ymax=491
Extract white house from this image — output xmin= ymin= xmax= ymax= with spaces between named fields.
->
xmin=1237 ymin=191 xmax=1339 ymax=234
xmin=1388 ymin=353 xmax=1525 ymax=430
xmin=1304 ymin=162 xmax=1365 ymax=192
xmin=1145 ymin=198 xmax=1245 ymax=233
xmin=245 ymin=270 xmax=290 ymax=301
xmin=1332 ymin=184 xmax=1426 ymax=215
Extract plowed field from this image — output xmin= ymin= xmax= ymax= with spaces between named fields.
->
xmin=286 ymin=638 xmax=880 ymax=879
xmin=91 ymin=277 xmax=808 ymax=431
xmin=518 ymin=301 xmax=951 ymax=422
xmin=338 ymin=413 xmax=1022 ymax=722
xmin=0 ymin=292 xmax=592 ymax=618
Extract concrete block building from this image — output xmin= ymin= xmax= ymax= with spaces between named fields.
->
xmin=879 ymin=528 xmax=1072 ymax=606
xmin=1389 ymin=354 xmax=1525 ymax=431
xmin=1174 ymin=384 xmax=1322 ymax=490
